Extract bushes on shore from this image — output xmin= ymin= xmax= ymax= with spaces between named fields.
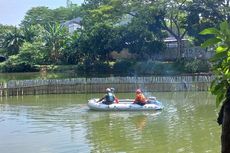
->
xmin=0 ymin=59 xmax=210 ymax=75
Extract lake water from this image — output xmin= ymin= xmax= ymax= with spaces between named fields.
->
xmin=0 ymin=92 xmax=220 ymax=153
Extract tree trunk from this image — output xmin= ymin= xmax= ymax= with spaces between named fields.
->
xmin=176 ymin=37 xmax=183 ymax=59
xmin=221 ymin=100 xmax=230 ymax=153
xmin=218 ymin=87 xmax=230 ymax=153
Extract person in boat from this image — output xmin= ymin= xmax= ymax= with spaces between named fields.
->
xmin=97 ymin=88 xmax=116 ymax=105
xmin=133 ymin=89 xmax=148 ymax=106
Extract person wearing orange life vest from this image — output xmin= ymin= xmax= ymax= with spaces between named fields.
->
xmin=133 ymin=89 xmax=148 ymax=106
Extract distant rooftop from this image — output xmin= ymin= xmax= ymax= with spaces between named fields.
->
xmin=62 ymin=17 xmax=82 ymax=25
xmin=164 ymin=36 xmax=188 ymax=43
xmin=62 ymin=17 xmax=82 ymax=33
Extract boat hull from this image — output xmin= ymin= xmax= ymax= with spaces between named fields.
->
xmin=88 ymin=99 xmax=163 ymax=111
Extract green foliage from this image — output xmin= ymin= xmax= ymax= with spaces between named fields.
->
xmin=113 ymin=60 xmax=134 ymax=75
xmin=200 ymin=21 xmax=230 ymax=107
xmin=19 ymin=41 xmax=45 ymax=64
xmin=60 ymin=32 xmax=82 ymax=64
xmin=120 ymin=23 xmax=165 ymax=57
xmin=2 ymin=27 xmax=25 ymax=56
xmin=77 ymin=60 xmax=111 ymax=76
xmin=0 ymin=40 xmax=45 ymax=72
xmin=21 ymin=5 xmax=82 ymax=27
xmin=186 ymin=0 xmax=229 ymax=45
xmin=21 ymin=7 xmax=54 ymax=26
xmin=77 ymin=23 xmax=123 ymax=62
xmin=0 ymin=55 xmax=38 ymax=72
xmin=0 ymin=24 xmax=15 ymax=49
xmin=21 ymin=25 xmax=39 ymax=43
xmin=42 ymin=23 xmax=69 ymax=64
xmin=176 ymin=58 xmax=210 ymax=73
xmin=134 ymin=60 xmax=180 ymax=75
xmin=1 ymin=0 xmax=226 ymax=75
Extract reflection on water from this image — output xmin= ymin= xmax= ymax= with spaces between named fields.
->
xmin=132 ymin=115 xmax=148 ymax=130
xmin=0 ymin=92 xmax=220 ymax=153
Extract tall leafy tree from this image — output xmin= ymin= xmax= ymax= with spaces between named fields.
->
xmin=80 ymin=0 xmax=126 ymax=62
xmin=186 ymin=0 xmax=230 ymax=45
xmin=0 ymin=24 xmax=15 ymax=54
xmin=21 ymin=25 xmax=39 ymax=43
xmin=21 ymin=7 xmax=54 ymax=27
xmin=151 ymin=0 xmax=190 ymax=59
xmin=82 ymin=0 xmax=165 ymax=60
xmin=42 ymin=23 xmax=69 ymax=64
xmin=2 ymin=27 xmax=25 ymax=56
xmin=200 ymin=21 xmax=230 ymax=153
xmin=61 ymin=31 xmax=83 ymax=64
xmin=53 ymin=5 xmax=82 ymax=21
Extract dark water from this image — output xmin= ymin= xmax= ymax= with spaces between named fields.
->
xmin=0 ymin=92 xmax=220 ymax=153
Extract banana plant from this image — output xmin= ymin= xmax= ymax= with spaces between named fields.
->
xmin=200 ymin=21 xmax=230 ymax=107
xmin=200 ymin=21 xmax=230 ymax=153
xmin=43 ymin=22 xmax=68 ymax=64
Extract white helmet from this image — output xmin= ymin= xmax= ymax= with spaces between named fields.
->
xmin=106 ymin=88 xmax=111 ymax=92
xmin=110 ymin=88 xmax=115 ymax=92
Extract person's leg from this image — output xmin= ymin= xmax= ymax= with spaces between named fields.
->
xmin=136 ymin=102 xmax=145 ymax=106
xmin=102 ymin=101 xmax=113 ymax=105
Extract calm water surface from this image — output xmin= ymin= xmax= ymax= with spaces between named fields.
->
xmin=0 ymin=92 xmax=220 ymax=153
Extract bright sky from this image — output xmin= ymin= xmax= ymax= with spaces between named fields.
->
xmin=0 ymin=0 xmax=84 ymax=26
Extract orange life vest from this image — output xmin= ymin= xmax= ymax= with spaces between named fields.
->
xmin=135 ymin=93 xmax=147 ymax=103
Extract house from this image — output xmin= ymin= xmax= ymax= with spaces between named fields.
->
xmin=62 ymin=17 xmax=82 ymax=33
xmin=163 ymin=36 xmax=190 ymax=48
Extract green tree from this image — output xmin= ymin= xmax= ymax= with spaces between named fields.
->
xmin=200 ymin=21 xmax=230 ymax=153
xmin=21 ymin=5 xmax=83 ymax=28
xmin=21 ymin=7 xmax=54 ymax=27
xmin=61 ymin=31 xmax=83 ymax=64
xmin=82 ymin=0 xmax=165 ymax=61
xmin=53 ymin=5 xmax=82 ymax=21
xmin=21 ymin=25 xmax=39 ymax=43
xmin=186 ymin=0 xmax=230 ymax=45
xmin=81 ymin=0 xmax=126 ymax=63
xmin=2 ymin=27 xmax=25 ymax=56
xmin=120 ymin=18 xmax=165 ymax=59
xmin=42 ymin=23 xmax=69 ymax=64
xmin=0 ymin=24 xmax=15 ymax=48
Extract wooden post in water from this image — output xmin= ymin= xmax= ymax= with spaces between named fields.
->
xmin=0 ymin=75 xmax=213 ymax=97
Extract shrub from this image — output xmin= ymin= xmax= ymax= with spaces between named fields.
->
xmin=134 ymin=60 xmax=180 ymax=75
xmin=176 ymin=58 xmax=210 ymax=73
xmin=113 ymin=60 xmax=135 ymax=75
xmin=0 ymin=55 xmax=38 ymax=72
xmin=76 ymin=59 xmax=111 ymax=76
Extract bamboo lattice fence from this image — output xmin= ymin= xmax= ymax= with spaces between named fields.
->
xmin=0 ymin=75 xmax=215 ymax=96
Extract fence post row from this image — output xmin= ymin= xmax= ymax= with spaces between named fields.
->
xmin=0 ymin=75 xmax=214 ymax=96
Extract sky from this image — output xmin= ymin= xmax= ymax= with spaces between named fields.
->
xmin=0 ymin=0 xmax=84 ymax=26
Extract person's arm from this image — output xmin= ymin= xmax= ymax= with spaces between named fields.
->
xmin=114 ymin=95 xmax=119 ymax=103
xmin=97 ymin=95 xmax=105 ymax=102
xmin=133 ymin=95 xmax=139 ymax=103
xmin=143 ymin=95 xmax=148 ymax=102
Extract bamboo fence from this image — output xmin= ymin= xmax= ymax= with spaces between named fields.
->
xmin=0 ymin=75 xmax=215 ymax=96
